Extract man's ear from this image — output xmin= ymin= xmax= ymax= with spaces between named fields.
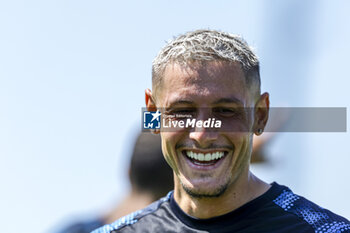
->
xmin=145 ymin=88 xmax=161 ymax=134
xmin=145 ymin=88 xmax=157 ymax=111
xmin=253 ymin=92 xmax=270 ymax=135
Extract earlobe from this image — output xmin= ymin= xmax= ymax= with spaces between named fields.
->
xmin=254 ymin=92 xmax=270 ymax=135
xmin=256 ymin=128 xmax=263 ymax=135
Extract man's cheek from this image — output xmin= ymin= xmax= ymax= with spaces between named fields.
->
xmin=219 ymin=117 xmax=252 ymax=133
xmin=162 ymin=141 xmax=178 ymax=172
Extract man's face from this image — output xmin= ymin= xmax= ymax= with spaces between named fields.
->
xmin=148 ymin=61 xmax=266 ymax=198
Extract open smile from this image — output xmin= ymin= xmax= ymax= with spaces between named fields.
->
xmin=181 ymin=149 xmax=230 ymax=170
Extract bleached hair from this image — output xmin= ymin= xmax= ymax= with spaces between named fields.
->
xmin=152 ymin=29 xmax=260 ymax=94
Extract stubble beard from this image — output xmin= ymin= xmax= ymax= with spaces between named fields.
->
xmin=180 ymin=178 xmax=230 ymax=199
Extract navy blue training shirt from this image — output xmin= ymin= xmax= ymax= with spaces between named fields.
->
xmin=92 ymin=182 xmax=350 ymax=233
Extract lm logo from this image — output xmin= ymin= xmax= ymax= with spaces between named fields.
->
xmin=143 ymin=110 xmax=161 ymax=129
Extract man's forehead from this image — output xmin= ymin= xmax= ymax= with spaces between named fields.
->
xmin=165 ymin=95 xmax=245 ymax=107
xmin=158 ymin=65 xmax=248 ymax=106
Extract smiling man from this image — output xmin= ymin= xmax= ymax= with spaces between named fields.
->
xmin=92 ymin=30 xmax=350 ymax=233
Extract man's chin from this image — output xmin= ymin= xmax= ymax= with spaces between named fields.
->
xmin=181 ymin=182 xmax=229 ymax=199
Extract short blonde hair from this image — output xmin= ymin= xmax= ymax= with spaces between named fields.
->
xmin=152 ymin=29 xmax=260 ymax=96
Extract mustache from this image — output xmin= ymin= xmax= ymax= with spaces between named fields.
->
xmin=175 ymin=142 xmax=234 ymax=151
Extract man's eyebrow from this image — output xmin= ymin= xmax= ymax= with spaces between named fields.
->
xmin=167 ymin=100 xmax=194 ymax=108
xmin=212 ymin=98 xmax=244 ymax=106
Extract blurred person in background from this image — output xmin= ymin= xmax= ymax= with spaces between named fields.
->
xmin=55 ymin=133 xmax=173 ymax=233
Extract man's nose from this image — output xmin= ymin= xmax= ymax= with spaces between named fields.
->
xmin=188 ymin=116 xmax=219 ymax=148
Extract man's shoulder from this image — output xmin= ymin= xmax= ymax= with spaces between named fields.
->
xmin=271 ymin=183 xmax=350 ymax=232
xmin=91 ymin=192 xmax=173 ymax=233
xmin=90 ymin=184 xmax=350 ymax=233
xmin=56 ymin=218 xmax=104 ymax=233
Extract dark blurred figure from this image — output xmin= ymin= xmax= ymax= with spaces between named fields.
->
xmin=55 ymin=133 xmax=173 ymax=233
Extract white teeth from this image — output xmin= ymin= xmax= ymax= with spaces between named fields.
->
xmin=186 ymin=151 xmax=225 ymax=162
xmin=198 ymin=153 xmax=204 ymax=161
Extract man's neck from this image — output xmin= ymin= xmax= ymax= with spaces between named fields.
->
xmin=173 ymin=171 xmax=271 ymax=219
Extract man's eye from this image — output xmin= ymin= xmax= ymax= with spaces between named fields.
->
xmin=172 ymin=109 xmax=195 ymax=114
xmin=213 ymin=107 xmax=239 ymax=117
xmin=168 ymin=108 xmax=196 ymax=119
